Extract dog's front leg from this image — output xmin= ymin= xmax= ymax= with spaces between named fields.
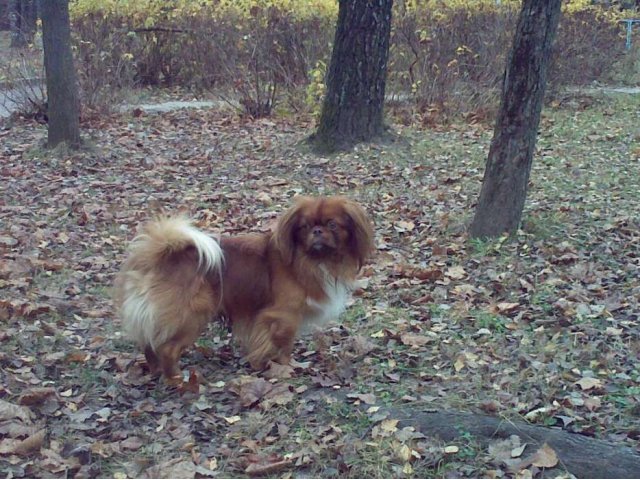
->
xmin=243 ymin=308 xmax=302 ymax=370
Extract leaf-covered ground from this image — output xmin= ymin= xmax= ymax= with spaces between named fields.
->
xmin=1 ymin=93 xmax=639 ymax=478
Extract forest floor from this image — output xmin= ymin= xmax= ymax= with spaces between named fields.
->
xmin=1 ymin=91 xmax=639 ymax=478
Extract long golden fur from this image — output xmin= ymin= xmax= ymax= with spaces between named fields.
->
xmin=114 ymin=196 xmax=374 ymax=383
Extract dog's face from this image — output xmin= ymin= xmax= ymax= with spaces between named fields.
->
xmin=276 ymin=196 xmax=374 ymax=268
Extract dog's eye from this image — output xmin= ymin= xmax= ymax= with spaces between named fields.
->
xmin=327 ymin=220 xmax=338 ymax=231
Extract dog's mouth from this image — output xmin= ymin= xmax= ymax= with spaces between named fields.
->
xmin=308 ymin=241 xmax=334 ymax=255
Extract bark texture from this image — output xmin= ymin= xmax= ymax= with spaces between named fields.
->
xmin=311 ymin=0 xmax=393 ymax=153
xmin=469 ymin=0 xmax=562 ymax=238
xmin=315 ymin=389 xmax=640 ymax=479
xmin=41 ymin=0 xmax=81 ymax=149
xmin=389 ymin=409 xmax=640 ymax=479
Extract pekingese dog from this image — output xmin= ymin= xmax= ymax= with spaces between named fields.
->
xmin=114 ymin=196 xmax=374 ymax=383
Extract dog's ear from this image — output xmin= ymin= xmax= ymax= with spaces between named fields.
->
xmin=343 ymin=199 xmax=375 ymax=269
xmin=274 ymin=198 xmax=306 ymax=265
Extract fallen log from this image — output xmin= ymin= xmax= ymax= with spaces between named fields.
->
xmin=377 ymin=407 xmax=640 ymax=478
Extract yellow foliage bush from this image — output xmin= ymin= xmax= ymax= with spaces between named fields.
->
xmin=67 ymin=0 xmax=626 ymax=117
xmin=70 ymin=0 xmax=337 ymax=24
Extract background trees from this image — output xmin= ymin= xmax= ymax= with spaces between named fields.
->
xmin=41 ymin=0 xmax=81 ymax=148
xmin=310 ymin=0 xmax=393 ymax=153
xmin=9 ymin=0 xmax=37 ymax=47
xmin=470 ymin=0 xmax=562 ymax=238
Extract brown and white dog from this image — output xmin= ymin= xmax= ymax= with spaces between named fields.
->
xmin=114 ymin=196 xmax=374 ymax=383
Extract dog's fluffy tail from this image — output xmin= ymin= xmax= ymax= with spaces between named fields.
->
xmin=127 ymin=217 xmax=223 ymax=274
xmin=115 ymin=217 xmax=223 ymax=352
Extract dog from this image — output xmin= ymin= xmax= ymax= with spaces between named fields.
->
xmin=114 ymin=196 xmax=374 ymax=383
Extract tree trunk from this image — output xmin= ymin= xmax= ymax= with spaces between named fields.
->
xmin=41 ymin=0 xmax=81 ymax=149
xmin=316 ymin=389 xmax=640 ymax=479
xmin=469 ymin=0 xmax=561 ymax=239
xmin=381 ymin=408 xmax=640 ymax=479
xmin=310 ymin=0 xmax=393 ymax=154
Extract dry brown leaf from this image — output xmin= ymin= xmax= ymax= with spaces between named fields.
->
xmin=575 ymin=377 xmax=602 ymax=390
xmin=145 ymin=458 xmax=196 ymax=479
xmin=244 ymin=455 xmax=291 ymax=475
xmin=496 ymin=302 xmax=520 ymax=314
xmin=347 ymin=392 xmax=377 ymax=405
xmin=394 ymin=220 xmax=415 ymax=233
xmin=18 ymin=387 xmax=57 ymax=406
xmin=238 ymin=378 xmax=273 ymax=407
xmin=488 ymin=435 xmax=524 ymax=471
xmin=177 ymin=369 xmax=201 ymax=394
xmin=66 ymin=351 xmax=90 ymax=363
xmin=400 ymin=333 xmax=432 ymax=347
xmin=260 ymin=383 xmax=294 ymax=409
xmin=445 ymin=265 xmax=467 ymax=280
xmin=529 ymin=443 xmax=559 ymax=468
xmin=262 ymin=361 xmax=294 ymax=379
xmin=120 ymin=436 xmax=144 ymax=451
xmin=13 ymin=428 xmax=46 ymax=455
xmin=0 ymin=399 xmax=33 ymax=423
xmin=584 ymin=396 xmax=602 ymax=411
xmin=393 ymin=264 xmax=443 ymax=281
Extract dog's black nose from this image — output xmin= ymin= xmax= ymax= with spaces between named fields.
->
xmin=312 ymin=226 xmax=323 ymax=236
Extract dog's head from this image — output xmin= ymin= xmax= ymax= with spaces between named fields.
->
xmin=275 ymin=196 xmax=374 ymax=269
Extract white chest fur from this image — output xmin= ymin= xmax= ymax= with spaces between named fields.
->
xmin=302 ymin=269 xmax=353 ymax=334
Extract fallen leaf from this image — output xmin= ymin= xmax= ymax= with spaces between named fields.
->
xmin=394 ymin=220 xmax=415 ymax=233
xmin=511 ymin=443 xmax=527 ymax=458
xmin=244 ymin=455 xmax=291 ymax=475
xmin=575 ymin=377 xmax=602 ymax=390
xmin=380 ymin=418 xmax=399 ymax=433
xmin=584 ymin=396 xmax=602 ymax=411
xmin=396 ymin=443 xmax=412 ymax=462
xmin=445 ymin=265 xmax=467 ymax=280
xmin=18 ymin=387 xmax=57 ymax=406
xmin=454 ymin=355 xmax=466 ymax=372
xmin=0 ymin=399 xmax=33 ymax=423
xmin=496 ymin=302 xmax=519 ymax=314
xmin=347 ymin=392 xmax=377 ymax=405
xmin=120 ymin=436 xmax=144 ymax=451
xmin=260 ymin=383 xmax=295 ymax=409
xmin=145 ymin=458 xmax=196 ymax=478
xmin=223 ymin=416 xmax=241 ymax=425
xmin=263 ymin=361 xmax=294 ymax=379
xmin=529 ymin=443 xmax=558 ymax=468
xmin=400 ymin=332 xmax=432 ymax=347
xmin=13 ymin=428 xmax=46 ymax=456
xmin=230 ymin=377 xmax=273 ymax=407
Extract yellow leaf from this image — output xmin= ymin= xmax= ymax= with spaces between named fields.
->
xmin=380 ymin=419 xmax=399 ymax=433
xmin=530 ymin=443 xmax=558 ymax=468
xmin=454 ymin=356 xmax=466 ymax=372
xmin=397 ymin=444 xmax=412 ymax=462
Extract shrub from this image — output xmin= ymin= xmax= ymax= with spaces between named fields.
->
xmin=69 ymin=0 xmax=334 ymax=116
xmin=65 ymin=0 xmax=626 ymax=118
xmin=0 ymin=39 xmax=47 ymax=121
